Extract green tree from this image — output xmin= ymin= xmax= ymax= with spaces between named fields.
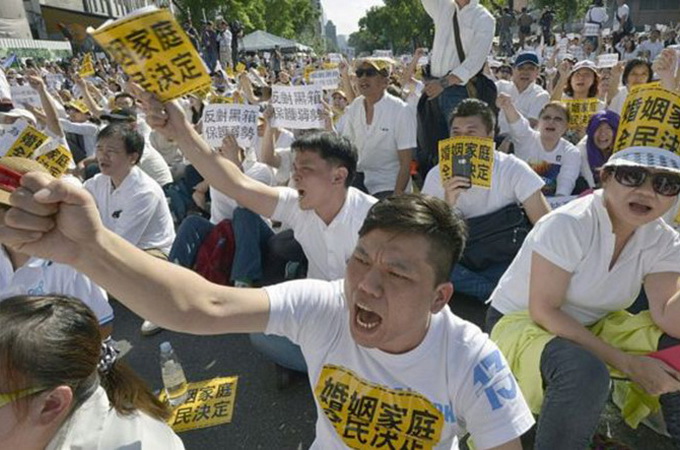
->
xmin=531 ymin=0 xmax=591 ymax=25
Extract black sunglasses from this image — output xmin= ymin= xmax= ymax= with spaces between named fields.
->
xmin=355 ymin=67 xmax=380 ymax=78
xmin=612 ymin=166 xmax=680 ymax=197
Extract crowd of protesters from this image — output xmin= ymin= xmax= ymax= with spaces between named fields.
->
xmin=0 ymin=0 xmax=679 ymax=448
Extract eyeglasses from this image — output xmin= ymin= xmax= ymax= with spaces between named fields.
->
xmin=0 ymin=387 xmax=46 ymax=409
xmin=355 ymin=68 xmax=380 ymax=78
xmin=613 ymin=166 xmax=680 ymax=197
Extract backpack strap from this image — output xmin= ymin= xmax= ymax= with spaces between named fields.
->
xmin=452 ymin=10 xmax=466 ymax=64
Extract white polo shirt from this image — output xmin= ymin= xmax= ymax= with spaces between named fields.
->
xmin=85 ymin=166 xmax=175 ymax=254
xmin=270 ymin=187 xmax=377 ymax=281
xmin=210 ymin=160 xmax=276 ymax=224
xmin=422 ymin=151 xmax=544 ymax=219
xmin=490 ymin=191 xmax=680 ymax=325
xmin=496 ymin=80 xmax=550 ymax=135
xmin=342 ymin=92 xmax=416 ymax=195
xmin=509 ymin=116 xmax=582 ymax=197
xmin=0 ymin=247 xmax=112 ymax=325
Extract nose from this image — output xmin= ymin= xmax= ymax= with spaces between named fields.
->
xmin=357 ymin=266 xmax=383 ymax=298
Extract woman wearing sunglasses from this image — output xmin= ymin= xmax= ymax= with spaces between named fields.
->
xmin=0 ymin=295 xmax=184 ymax=449
xmin=485 ymin=145 xmax=680 ymax=449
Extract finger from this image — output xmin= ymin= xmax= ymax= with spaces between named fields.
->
xmin=9 ymin=187 xmax=58 ymax=217
xmin=0 ymin=226 xmax=43 ymax=248
xmin=4 ymin=208 xmax=55 ymax=232
xmin=23 ymin=175 xmax=92 ymax=209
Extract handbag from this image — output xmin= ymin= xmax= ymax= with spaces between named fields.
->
xmin=461 ymin=203 xmax=532 ymax=271
xmin=452 ymin=11 xmax=498 ymax=116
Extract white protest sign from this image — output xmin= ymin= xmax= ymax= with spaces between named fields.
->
xmin=328 ymin=53 xmax=342 ymax=64
xmin=309 ymin=69 xmax=340 ymax=89
xmin=45 ymin=74 xmax=64 ymax=92
xmin=0 ymin=120 xmax=29 ymax=156
xmin=583 ymin=23 xmax=600 ymax=37
xmin=202 ymin=103 xmax=260 ymax=148
xmin=373 ymin=50 xmax=393 ymax=58
xmin=597 ymin=53 xmax=619 ymax=68
xmin=10 ymin=86 xmax=41 ymax=109
xmin=271 ymin=85 xmax=324 ymax=130
xmin=418 ymin=56 xmax=429 ymax=66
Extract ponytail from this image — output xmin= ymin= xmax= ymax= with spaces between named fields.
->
xmin=100 ymin=361 xmax=171 ymax=421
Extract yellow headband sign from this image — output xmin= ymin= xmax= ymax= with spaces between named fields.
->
xmin=90 ymin=7 xmax=211 ymax=101
xmin=438 ymin=136 xmax=495 ymax=189
xmin=159 ymin=376 xmax=238 ymax=433
xmin=614 ymin=83 xmax=680 ymax=155
xmin=563 ymin=98 xmax=600 ymax=131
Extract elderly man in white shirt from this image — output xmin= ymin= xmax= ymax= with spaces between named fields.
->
xmin=496 ymin=51 xmax=550 ymax=136
xmin=342 ymin=58 xmax=415 ymax=199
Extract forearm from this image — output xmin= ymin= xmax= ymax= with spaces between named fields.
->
xmin=74 ymin=229 xmax=269 ymax=335
xmin=394 ymin=152 xmax=412 ymax=194
xmin=341 ymin=72 xmax=356 ymax=103
xmin=259 ymin=125 xmax=281 ymax=168
xmin=550 ymin=76 xmax=567 ymax=101
xmin=37 ymin=86 xmax=64 ymax=137
xmin=79 ymin=83 xmax=104 ymax=117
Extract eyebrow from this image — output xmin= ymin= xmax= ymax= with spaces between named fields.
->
xmin=355 ymin=245 xmax=415 ymax=273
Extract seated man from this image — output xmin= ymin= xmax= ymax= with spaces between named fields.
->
xmin=3 ymin=178 xmax=535 ymax=449
xmin=422 ymin=99 xmax=550 ymax=301
xmin=84 ymin=122 xmax=175 ymax=335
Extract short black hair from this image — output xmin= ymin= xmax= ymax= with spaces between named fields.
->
xmin=291 ymin=132 xmax=357 ymax=188
xmin=114 ymin=92 xmax=135 ymax=105
xmin=97 ymin=123 xmax=144 ymax=164
xmin=622 ymin=58 xmax=653 ymax=86
xmin=449 ymin=98 xmax=496 ymax=135
xmin=359 ymin=194 xmax=467 ymax=285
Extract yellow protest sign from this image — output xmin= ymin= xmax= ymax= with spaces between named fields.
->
xmin=159 ymin=376 xmax=238 ymax=433
xmin=6 ymin=125 xmax=49 ymax=159
xmin=438 ymin=136 xmax=495 ymax=189
xmin=563 ymin=98 xmax=600 ymax=131
xmin=614 ymin=83 xmax=680 ymax=155
xmin=314 ymin=364 xmax=445 ymax=449
xmin=235 ymin=62 xmax=246 ymax=73
xmin=36 ymin=145 xmax=73 ymax=177
xmin=225 ymin=66 xmax=235 ymax=78
xmin=304 ymin=65 xmax=315 ymax=83
xmin=90 ymin=7 xmax=211 ymax=101
xmin=79 ymin=53 xmax=95 ymax=78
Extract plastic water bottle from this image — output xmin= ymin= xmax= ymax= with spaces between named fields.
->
xmin=160 ymin=342 xmax=188 ymax=406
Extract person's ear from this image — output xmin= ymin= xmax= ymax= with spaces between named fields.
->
xmin=332 ymin=166 xmax=348 ymax=186
xmin=34 ymin=386 xmax=73 ymax=427
xmin=431 ymin=282 xmax=454 ymax=314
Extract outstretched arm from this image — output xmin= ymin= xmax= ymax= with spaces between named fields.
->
xmin=0 ymin=173 xmax=270 ymax=335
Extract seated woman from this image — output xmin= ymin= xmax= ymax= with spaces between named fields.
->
xmin=607 ymin=58 xmax=653 ymax=116
xmin=0 ymin=294 xmax=184 ymax=449
xmin=486 ymin=145 xmax=680 ymax=448
xmin=497 ymin=94 xmax=582 ymax=198
xmin=576 ymin=110 xmax=620 ymax=188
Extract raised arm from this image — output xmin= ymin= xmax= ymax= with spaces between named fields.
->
xmin=1 ymin=173 xmax=271 ymax=335
xmin=74 ymin=75 xmax=104 ymax=118
xmin=550 ymin=61 xmax=571 ymax=102
xmin=25 ymin=70 xmax=64 ymax=138
xmin=259 ymin=106 xmax=282 ymax=168
xmin=134 ymin=87 xmax=280 ymax=218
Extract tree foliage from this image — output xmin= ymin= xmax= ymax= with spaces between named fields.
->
xmin=531 ymin=0 xmax=592 ymax=25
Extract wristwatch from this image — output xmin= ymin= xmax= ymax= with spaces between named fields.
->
xmin=439 ymin=76 xmax=451 ymax=89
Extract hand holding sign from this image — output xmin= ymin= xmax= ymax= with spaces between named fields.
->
xmin=653 ymin=48 xmax=678 ymax=90
xmin=442 ymin=177 xmax=473 ymax=207
xmin=132 ymin=84 xmax=192 ymax=144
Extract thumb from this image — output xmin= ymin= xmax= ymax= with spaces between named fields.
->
xmin=22 ymin=174 xmax=89 ymax=208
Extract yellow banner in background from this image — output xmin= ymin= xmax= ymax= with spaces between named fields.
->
xmin=438 ymin=136 xmax=495 ymax=189
xmin=36 ymin=145 xmax=73 ymax=178
xmin=79 ymin=53 xmax=95 ymax=78
xmin=614 ymin=83 xmax=680 ymax=154
xmin=6 ymin=125 xmax=49 ymax=159
xmin=159 ymin=376 xmax=238 ymax=433
xmin=235 ymin=62 xmax=246 ymax=73
xmin=91 ymin=7 xmax=211 ymax=101
xmin=563 ymin=98 xmax=600 ymax=131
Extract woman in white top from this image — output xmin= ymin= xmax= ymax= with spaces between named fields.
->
xmin=607 ymin=58 xmax=653 ymax=116
xmin=0 ymin=294 xmax=184 ymax=449
xmin=497 ymin=93 xmax=582 ymax=197
xmin=486 ymin=145 xmax=680 ymax=449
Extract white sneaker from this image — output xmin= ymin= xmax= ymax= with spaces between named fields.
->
xmin=140 ymin=320 xmax=162 ymax=336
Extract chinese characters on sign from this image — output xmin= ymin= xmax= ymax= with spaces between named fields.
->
xmin=309 ymin=69 xmax=340 ymax=90
xmin=35 ymin=144 xmax=73 ymax=177
xmin=271 ymin=85 xmax=324 ymax=130
xmin=159 ymin=376 xmax=238 ymax=433
xmin=5 ymin=125 xmax=49 ymax=159
xmin=438 ymin=136 xmax=495 ymax=189
xmin=314 ymin=365 xmax=444 ymax=449
xmin=563 ymin=98 xmax=600 ymax=131
xmin=90 ymin=7 xmax=211 ymax=101
xmin=202 ymin=104 xmax=260 ymax=148
xmin=614 ymin=83 xmax=680 ymax=155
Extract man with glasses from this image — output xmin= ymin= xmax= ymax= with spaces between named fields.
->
xmin=341 ymin=58 xmax=416 ymax=199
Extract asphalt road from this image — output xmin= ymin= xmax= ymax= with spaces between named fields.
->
xmin=111 ymin=292 xmax=675 ymax=450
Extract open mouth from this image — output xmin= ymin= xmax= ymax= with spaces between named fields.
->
xmin=545 ymin=126 xmax=556 ymax=132
xmin=355 ymin=302 xmax=382 ymax=330
xmin=629 ymin=202 xmax=652 ymax=215
xmin=297 ymin=189 xmax=306 ymax=199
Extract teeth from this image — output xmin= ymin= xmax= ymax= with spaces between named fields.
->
xmin=357 ymin=317 xmax=378 ymax=329
xmin=357 ymin=303 xmax=373 ymax=312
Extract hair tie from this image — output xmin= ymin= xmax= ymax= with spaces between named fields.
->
xmin=97 ymin=337 xmax=120 ymax=374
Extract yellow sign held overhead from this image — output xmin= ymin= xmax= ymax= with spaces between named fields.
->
xmin=90 ymin=7 xmax=211 ymax=101
xmin=159 ymin=376 xmax=238 ymax=433
xmin=438 ymin=136 xmax=495 ymax=189
xmin=563 ymin=98 xmax=600 ymax=131
xmin=79 ymin=53 xmax=95 ymax=78
xmin=6 ymin=125 xmax=49 ymax=159
xmin=614 ymin=83 xmax=680 ymax=155
xmin=235 ymin=62 xmax=246 ymax=73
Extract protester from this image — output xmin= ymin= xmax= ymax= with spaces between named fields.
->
xmin=0 ymin=294 xmax=183 ymax=449
xmin=217 ymin=20 xmax=233 ymax=70
xmin=607 ymin=58 xmax=653 ymax=115
xmin=517 ymin=8 xmax=534 ymax=49
xmin=576 ymin=110 xmax=620 ymax=188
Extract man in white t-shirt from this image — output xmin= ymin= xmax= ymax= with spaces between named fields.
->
xmin=342 ymin=58 xmax=415 ymax=198
xmin=422 ymin=99 xmax=550 ymax=301
xmin=638 ymin=29 xmax=664 ymax=62
xmin=2 ymin=177 xmax=536 ymax=449
xmin=496 ymin=51 xmax=550 ymax=135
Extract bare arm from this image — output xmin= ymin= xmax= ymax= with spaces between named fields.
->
xmin=259 ymin=106 xmax=282 ymax=168
xmin=2 ymin=173 xmax=271 ymax=335
xmin=550 ymin=61 xmax=571 ymax=102
xmin=521 ymin=190 xmax=550 ymax=224
xmin=496 ymin=93 xmax=522 ymax=125
xmin=646 ymin=272 xmax=680 ymax=338
xmin=607 ymin=62 xmax=625 ymax=106
xmin=75 ymin=75 xmax=104 ymax=118
xmin=488 ymin=438 xmax=523 ymax=450
xmin=394 ymin=149 xmax=412 ymax=194
xmin=26 ymin=71 xmax=64 ymax=138
xmin=339 ymin=59 xmax=356 ymax=103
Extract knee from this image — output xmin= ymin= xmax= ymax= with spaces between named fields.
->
xmin=543 ymin=340 xmax=610 ymax=397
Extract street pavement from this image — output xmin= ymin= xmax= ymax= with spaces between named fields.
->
xmin=111 ymin=292 xmax=675 ymax=449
